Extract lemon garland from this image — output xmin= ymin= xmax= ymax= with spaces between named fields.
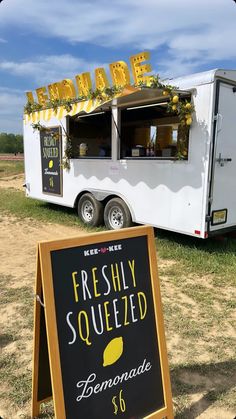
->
xmin=24 ymin=76 xmax=194 ymax=127
xmin=24 ymin=86 xmax=124 ymax=115
xmin=136 ymin=75 xmax=194 ymax=127
xmin=29 ymin=75 xmax=195 ymax=164
xmin=138 ymin=75 xmax=194 ymax=159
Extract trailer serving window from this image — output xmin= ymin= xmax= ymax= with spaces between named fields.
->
xmin=68 ymin=110 xmax=111 ymax=158
xmin=120 ymin=102 xmax=189 ymax=159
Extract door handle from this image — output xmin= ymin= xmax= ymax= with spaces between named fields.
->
xmin=216 ymin=153 xmax=232 ymax=166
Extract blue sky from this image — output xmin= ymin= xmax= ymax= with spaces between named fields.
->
xmin=0 ymin=0 xmax=236 ymax=134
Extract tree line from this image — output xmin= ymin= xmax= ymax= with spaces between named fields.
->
xmin=0 ymin=133 xmax=23 ymax=154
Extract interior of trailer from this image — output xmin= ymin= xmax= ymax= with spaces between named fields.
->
xmin=68 ymin=94 xmax=191 ymax=160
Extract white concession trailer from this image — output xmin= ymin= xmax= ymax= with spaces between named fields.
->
xmin=23 ymin=69 xmax=236 ymax=238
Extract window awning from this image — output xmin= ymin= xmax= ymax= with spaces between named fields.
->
xmin=112 ymin=87 xmax=191 ymax=109
xmin=23 ymin=86 xmax=139 ymax=125
xmin=24 ymin=86 xmax=191 ymax=125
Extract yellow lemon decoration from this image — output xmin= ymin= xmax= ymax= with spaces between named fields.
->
xmin=172 ymin=105 xmax=177 ymax=111
xmin=49 ymin=160 xmax=53 ymax=168
xmin=185 ymin=113 xmax=191 ymax=119
xmin=162 ymin=90 xmax=168 ymax=96
xmin=172 ymin=95 xmax=179 ymax=103
xmin=185 ymin=102 xmax=192 ymax=110
xmin=103 ymin=337 xmax=123 ymax=367
xmin=186 ymin=117 xmax=192 ymax=126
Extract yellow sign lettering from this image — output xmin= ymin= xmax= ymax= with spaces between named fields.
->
xmin=95 ymin=68 xmax=110 ymax=90
xmin=130 ymin=51 xmax=152 ymax=84
xmin=75 ymin=72 xmax=92 ymax=96
xmin=61 ymin=79 xmax=77 ymax=99
xmin=78 ymin=310 xmax=91 ymax=346
xmin=25 ymin=52 xmax=153 ymax=109
xmin=26 ymin=91 xmax=34 ymax=103
xmin=109 ymin=61 xmax=130 ymax=87
xmin=48 ymin=82 xmax=63 ymax=101
xmin=36 ymin=86 xmax=49 ymax=106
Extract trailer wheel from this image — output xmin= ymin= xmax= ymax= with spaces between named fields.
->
xmin=78 ymin=193 xmax=103 ymax=227
xmin=104 ymin=198 xmax=132 ymax=230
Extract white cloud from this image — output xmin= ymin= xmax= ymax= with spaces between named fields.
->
xmin=0 ymin=87 xmax=25 ymax=133
xmin=0 ymin=0 xmax=235 ymax=69
xmin=0 ymin=55 xmax=105 ymax=86
xmin=0 ymin=0 xmax=236 ymax=132
xmin=0 ymin=38 xmax=7 ymax=43
xmin=0 ymin=53 xmax=108 ymax=133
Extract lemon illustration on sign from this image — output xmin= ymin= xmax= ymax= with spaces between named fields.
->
xmin=49 ymin=160 xmax=53 ymax=168
xmin=103 ymin=337 xmax=123 ymax=367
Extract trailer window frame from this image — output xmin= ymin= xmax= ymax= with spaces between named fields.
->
xmin=119 ymin=101 xmax=190 ymax=161
xmin=68 ymin=109 xmax=112 ymax=159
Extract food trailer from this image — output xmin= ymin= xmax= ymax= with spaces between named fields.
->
xmin=23 ymin=62 xmax=236 ymax=238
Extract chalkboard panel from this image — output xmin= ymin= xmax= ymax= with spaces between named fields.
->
xmin=40 ymin=127 xmax=62 ymax=196
xmin=37 ymin=226 xmax=173 ymax=419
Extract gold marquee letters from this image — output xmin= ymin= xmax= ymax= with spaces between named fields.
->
xmin=26 ymin=51 xmax=152 ymax=106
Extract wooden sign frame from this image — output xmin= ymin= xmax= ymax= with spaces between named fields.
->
xmin=32 ymin=225 xmax=173 ymax=419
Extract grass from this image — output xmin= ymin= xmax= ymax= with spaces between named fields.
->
xmin=1 ymin=187 xmax=236 ymax=281
xmin=156 ymin=230 xmax=236 ymax=282
xmin=0 ymin=275 xmax=33 ymax=413
xmin=0 ymin=188 xmax=85 ymax=227
xmin=0 ymin=160 xmax=24 ymax=177
xmin=0 ymin=160 xmax=236 ymax=417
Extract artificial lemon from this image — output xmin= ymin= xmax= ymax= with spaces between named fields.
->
xmin=185 ymin=102 xmax=192 ymax=110
xmin=172 ymin=95 xmax=179 ymax=103
xmin=172 ymin=105 xmax=177 ymax=111
xmin=162 ymin=90 xmax=168 ymax=96
xmin=185 ymin=113 xmax=192 ymax=119
xmin=186 ymin=117 xmax=192 ymax=125
xmin=103 ymin=337 xmax=123 ymax=367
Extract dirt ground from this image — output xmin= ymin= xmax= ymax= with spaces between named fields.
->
xmin=0 ymin=174 xmax=235 ymax=418
xmin=0 ymin=174 xmax=87 ymax=418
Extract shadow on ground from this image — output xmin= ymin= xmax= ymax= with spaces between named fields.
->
xmin=172 ymin=359 xmax=236 ymax=418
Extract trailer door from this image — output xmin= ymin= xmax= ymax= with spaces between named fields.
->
xmin=210 ymin=81 xmax=236 ymax=233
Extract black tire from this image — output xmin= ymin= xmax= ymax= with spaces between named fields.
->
xmin=77 ymin=193 xmax=103 ymax=227
xmin=104 ymin=198 xmax=132 ymax=230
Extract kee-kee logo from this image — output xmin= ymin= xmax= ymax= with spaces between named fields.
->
xmin=84 ymin=244 xmax=122 ymax=257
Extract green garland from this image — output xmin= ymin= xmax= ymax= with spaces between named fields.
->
xmin=136 ymin=74 xmax=194 ymax=126
xmin=29 ymin=76 xmax=194 ymax=164
xmin=25 ymin=76 xmax=194 ymax=127
xmin=24 ymin=86 xmax=123 ymax=115
xmin=137 ymin=75 xmax=194 ymax=158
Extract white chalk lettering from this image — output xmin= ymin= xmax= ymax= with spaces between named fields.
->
xmin=76 ymin=358 xmax=152 ymax=402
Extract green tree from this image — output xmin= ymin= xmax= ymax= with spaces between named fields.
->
xmin=0 ymin=133 xmax=23 ymax=153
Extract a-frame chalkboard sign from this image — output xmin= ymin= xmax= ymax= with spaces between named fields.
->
xmin=32 ymin=226 xmax=174 ymax=419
